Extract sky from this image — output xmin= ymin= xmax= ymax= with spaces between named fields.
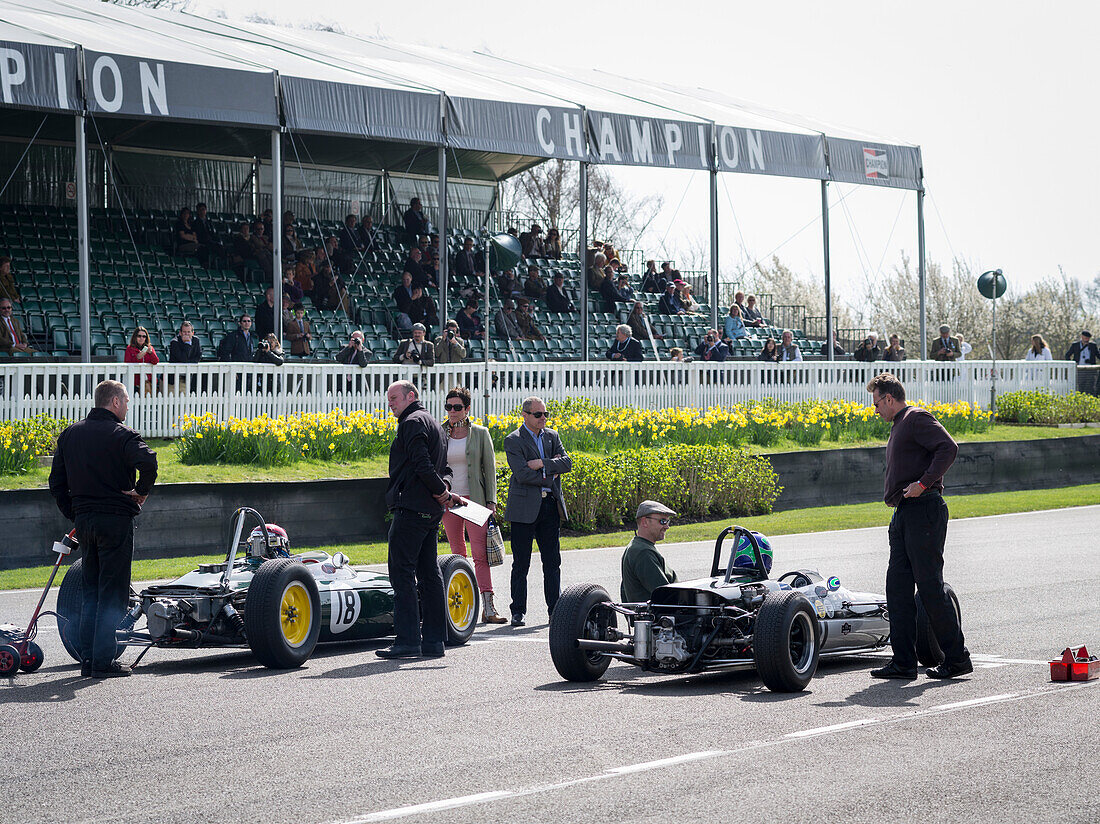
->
xmin=191 ymin=0 xmax=1100 ymax=308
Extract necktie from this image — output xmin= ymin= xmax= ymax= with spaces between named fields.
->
xmin=6 ymin=317 xmax=16 ymax=345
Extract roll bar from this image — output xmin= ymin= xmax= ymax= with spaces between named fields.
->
xmin=711 ymin=525 xmax=769 ymax=583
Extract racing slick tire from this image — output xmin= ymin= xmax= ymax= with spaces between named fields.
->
xmin=549 ymin=583 xmax=616 ymax=682
xmin=915 ymin=582 xmax=962 ymax=668
xmin=55 ymin=558 xmax=128 ymax=663
xmin=439 ymin=555 xmax=479 ymax=646
xmin=245 ymin=559 xmax=321 ymax=669
xmin=754 ymin=590 xmax=821 ymax=692
xmin=20 ymin=641 xmax=44 ymax=673
xmin=0 ymin=644 xmax=19 ymax=676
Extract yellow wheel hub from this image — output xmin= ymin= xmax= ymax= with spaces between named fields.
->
xmin=280 ymin=581 xmax=312 ymax=647
xmin=447 ymin=570 xmax=475 ymax=630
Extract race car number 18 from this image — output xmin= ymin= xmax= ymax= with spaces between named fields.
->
xmin=328 ymin=583 xmax=361 ymax=634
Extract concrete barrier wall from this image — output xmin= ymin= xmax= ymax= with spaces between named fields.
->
xmin=4 ymin=434 xmax=1099 ymax=569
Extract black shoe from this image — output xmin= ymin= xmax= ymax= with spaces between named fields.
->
xmin=90 ymin=661 xmax=130 ymax=678
xmin=870 ymin=662 xmax=917 ymax=679
xmin=510 ymin=614 xmax=525 ymax=627
xmin=926 ymin=659 xmax=974 ymax=679
xmin=375 ymin=645 xmax=422 ymax=660
xmin=421 ymin=643 xmax=445 ymax=658
xmin=80 ymin=660 xmax=92 ymax=677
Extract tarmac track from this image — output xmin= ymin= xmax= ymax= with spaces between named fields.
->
xmin=1 ymin=505 xmax=1097 ymax=824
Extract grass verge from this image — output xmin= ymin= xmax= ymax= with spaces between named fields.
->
xmin=3 ymin=482 xmax=1097 ymax=591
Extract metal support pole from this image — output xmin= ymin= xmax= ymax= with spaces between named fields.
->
xmin=917 ymin=187 xmax=927 ymax=360
xmin=252 ymin=157 xmax=261 ymax=217
xmin=438 ymin=145 xmax=448 ymax=329
xmin=271 ymin=130 xmax=283 ymax=345
xmin=579 ymin=161 xmax=589 ymax=360
xmin=991 ymin=295 xmax=997 ymax=411
xmin=483 ymin=247 xmax=490 ymax=370
xmin=821 ymin=180 xmax=833 ymax=361
xmin=709 ymin=164 xmax=719 ymax=332
xmin=75 ymin=115 xmax=91 ymax=362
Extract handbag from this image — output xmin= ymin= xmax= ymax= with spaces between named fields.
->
xmin=485 ymin=516 xmax=505 ymax=567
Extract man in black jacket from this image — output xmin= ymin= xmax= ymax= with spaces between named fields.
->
xmin=217 ymin=315 xmax=256 ymax=362
xmin=403 ymin=198 xmax=430 ymax=241
xmin=606 ymin=325 xmax=644 ymax=362
xmin=695 ymin=331 xmax=729 ymax=362
xmin=168 ymin=322 xmax=202 ymax=363
xmin=48 ymin=380 xmax=158 ymax=678
xmin=1065 ymin=330 xmax=1099 ymax=365
xmin=379 ymin=381 xmax=454 ymax=659
xmin=453 ymin=236 xmax=479 ymax=278
xmin=545 ymin=272 xmax=575 ymax=313
xmin=336 ymin=331 xmax=371 ymax=366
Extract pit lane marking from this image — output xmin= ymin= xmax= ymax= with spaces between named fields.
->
xmin=329 ymin=681 xmax=1097 ymax=823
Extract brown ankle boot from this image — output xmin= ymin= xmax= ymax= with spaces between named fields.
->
xmin=482 ymin=591 xmax=507 ymax=624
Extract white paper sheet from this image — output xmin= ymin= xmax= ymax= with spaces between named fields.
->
xmin=449 ymin=498 xmax=492 ymax=527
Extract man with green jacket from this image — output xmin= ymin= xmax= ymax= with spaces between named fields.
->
xmin=621 ymin=500 xmax=678 ymax=603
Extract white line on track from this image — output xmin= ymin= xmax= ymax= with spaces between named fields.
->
xmin=329 ymin=680 xmax=1097 ymax=824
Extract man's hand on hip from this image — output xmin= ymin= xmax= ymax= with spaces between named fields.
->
xmin=123 ymin=489 xmax=147 ymax=506
xmin=902 ymin=482 xmax=925 ymax=499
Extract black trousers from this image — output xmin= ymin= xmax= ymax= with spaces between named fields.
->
xmin=886 ymin=494 xmax=969 ymax=669
xmin=74 ymin=512 xmax=134 ymax=668
xmin=387 ymin=507 xmax=445 ymax=649
xmin=509 ymin=495 xmax=562 ymax=617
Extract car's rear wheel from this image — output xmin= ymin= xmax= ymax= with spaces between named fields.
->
xmin=55 ymin=558 xmax=129 ymax=663
xmin=245 ymin=559 xmax=321 ymax=668
xmin=438 ymin=554 xmax=479 ymax=646
xmin=549 ymin=583 xmax=616 ymax=682
xmin=915 ymin=582 xmax=962 ymax=667
xmin=754 ymin=590 xmax=820 ymax=692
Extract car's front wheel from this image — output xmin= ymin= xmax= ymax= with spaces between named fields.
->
xmin=245 ymin=559 xmax=321 ymax=668
xmin=549 ymin=583 xmax=616 ymax=682
xmin=754 ymin=590 xmax=820 ymax=692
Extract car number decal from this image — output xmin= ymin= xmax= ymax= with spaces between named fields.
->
xmin=328 ymin=583 xmax=361 ymax=634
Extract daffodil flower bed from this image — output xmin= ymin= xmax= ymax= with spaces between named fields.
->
xmin=0 ymin=415 xmax=68 ymax=474
xmin=994 ymin=390 xmax=1100 ymax=425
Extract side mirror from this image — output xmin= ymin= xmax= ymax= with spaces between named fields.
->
xmin=332 ymin=552 xmax=350 ymax=568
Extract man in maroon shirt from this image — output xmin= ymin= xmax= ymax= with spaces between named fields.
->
xmin=867 ymin=373 xmax=972 ymax=680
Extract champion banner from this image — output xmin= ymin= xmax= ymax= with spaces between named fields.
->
xmin=0 ymin=40 xmax=79 ymax=112
xmin=826 ymin=137 xmax=922 ymax=190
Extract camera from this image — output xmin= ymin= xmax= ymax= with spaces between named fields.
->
xmin=705 ymin=333 xmax=715 ymax=343
xmin=410 ymin=351 xmax=421 ymax=363
xmin=257 ymin=340 xmax=269 ymax=351
xmin=446 ymin=330 xmax=455 ymax=340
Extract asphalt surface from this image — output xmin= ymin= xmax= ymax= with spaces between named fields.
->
xmin=1 ymin=506 xmax=1098 ymax=824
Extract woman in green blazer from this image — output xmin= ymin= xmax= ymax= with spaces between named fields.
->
xmin=441 ymin=385 xmax=506 ymax=623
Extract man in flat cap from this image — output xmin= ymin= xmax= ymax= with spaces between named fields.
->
xmin=621 ymin=500 xmax=678 ymax=602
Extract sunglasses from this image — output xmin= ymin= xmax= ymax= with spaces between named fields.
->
xmin=444 ymin=403 xmax=467 ymax=411
xmin=649 ymin=517 xmax=671 ymax=525
xmin=525 ymin=411 xmax=549 ymax=418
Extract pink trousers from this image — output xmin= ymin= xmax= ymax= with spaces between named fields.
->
xmin=441 ymin=509 xmax=494 ymax=593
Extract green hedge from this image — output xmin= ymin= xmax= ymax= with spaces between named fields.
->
xmin=995 ymin=390 xmax=1100 ymax=424
xmin=495 ymin=444 xmax=781 ymax=533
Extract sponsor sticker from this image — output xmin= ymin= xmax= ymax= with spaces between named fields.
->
xmin=827 ymin=576 xmax=841 ymax=591
xmin=813 ymin=598 xmax=827 ymax=618
xmin=864 ymin=147 xmax=889 ymax=180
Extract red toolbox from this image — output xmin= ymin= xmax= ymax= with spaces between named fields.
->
xmin=1049 ymin=645 xmax=1100 ymax=681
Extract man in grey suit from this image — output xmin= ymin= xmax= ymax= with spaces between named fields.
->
xmin=504 ymin=396 xmax=573 ymax=626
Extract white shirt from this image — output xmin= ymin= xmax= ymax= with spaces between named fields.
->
xmin=1025 ymin=347 xmax=1051 ymax=361
xmin=446 ymin=436 xmax=470 ymax=496
xmin=957 ymin=340 xmax=972 ymax=360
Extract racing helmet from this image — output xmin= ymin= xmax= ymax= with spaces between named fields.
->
xmin=733 ymin=531 xmax=773 ymax=574
xmin=248 ymin=523 xmax=291 ymax=558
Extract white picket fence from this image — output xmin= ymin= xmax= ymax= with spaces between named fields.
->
xmin=0 ymin=360 xmax=1077 ymax=438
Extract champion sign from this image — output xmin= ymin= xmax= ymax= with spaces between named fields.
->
xmin=863 ymin=148 xmax=889 ymax=180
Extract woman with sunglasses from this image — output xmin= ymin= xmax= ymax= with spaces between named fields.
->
xmin=124 ymin=325 xmax=159 ymax=394
xmin=441 ymin=386 xmax=507 ymax=624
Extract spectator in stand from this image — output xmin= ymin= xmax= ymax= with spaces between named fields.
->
xmin=294 ymin=248 xmax=317 ymax=300
xmin=254 ymin=287 xmax=277 ymax=339
xmin=0 ymin=297 xmax=33 ymax=353
xmin=457 ymin=299 xmax=486 ymax=341
xmin=641 ymin=260 xmax=664 ymax=293
xmin=759 ymin=337 xmax=780 ymax=363
xmin=883 ymin=334 xmax=906 ymax=362
xmin=743 ymin=295 xmax=766 ymax=328
xmin=588 ymin=253 xmax=607 ymax=290
xmin=930 ymin=325 xmax=961 ymax=361
xmin=261 ymin=209 xmax=274 ymax=239
xmin=506 ymin=226 xmax=519 ymax=238
xmin=281 ymin=261 xmax=303 ymax=304
xmin=519 ymin=224 xmax=545 ymax=258
xmin=250 ymin=220 xmax=274 ymax=278
xmin=124 ymin=326 xmax=159 ymax=393
xmin=192 ymin=204 xmax=224 ymax=266
xmin=393 ymin=271 xmax=416 ymax=331
xmin=617 ymin=274 xmax=635 ymax=303
xmin=231 ymin=223 xmax=265 ymax=281
xmin=313 ymin=258 xmax=351 ymax=314
xmin=336 ymin=214 xmax=363 ymax=275
xmin=821 ymin=332 xmax=846 ymax=358
xmin=336 ymin=330 xmax=372 ymax=366
xmin=168 ymin=321 xmax=201 ymax=363
xmin=173 ymin=207 xmax=200 ymax=257
xmin=724 ymin=304 xmax=748 ymax=342
xmin=218 ymin=314 xmax=256 ymax=362
xmin=1025 ymin=334 xmax=1052 ymax=360
xmin=678 ymin=281 xmax=701 ymax=315
xmin=955 ymin=334 xmax=973 ymax=361
xmin=733 ymin=291 xmax=748 ymax=317
xmin=628 ymin=301 xmax=662 ymax=341
xmin=404 ymin=247 xmax=435 ymax=289
xmin=546 ymin=272 xmax=575 ymax=313
xmin=516 ymin=299 xmax=545 ymax=341
xmin=694 ymin=330 xmax=729 ymax=362
xmin=1065 ymin=330 xmax=1099 ymax=365
xmin=286 ymin=304 xmax=312 ymax=357
xmin=660 ymin=261 xmax=674 ymax=281
xmin=408 ymin=286 xmax=438 ymax=333
xmin=602 ymin=242 xmax=619 ymax=266
xmin=423 ymin=251 xmax=441 ymax=287
xmin=658 ymin=281 xmax=687 ymax=316
xmin=779 ymin=329 xmax=803 ymax=362
xmin=544 ymin=227 xmax=562 ymax=260
xmin=607 ymin=324 xmax=644 ymax=362
xmin=403 ymin=198 xmax=430 ymax=240
xmin=394 ymin=323 xmax=435 ymax=366
xmin=599 ymin=269 xmax=624 ymax=312
xmin=454 ymin=236 xmax=480 ymax=278
xmin=854 ymin=335 xmax=882 ymax=362
xmin=280 ymin=292 xmax=293 ymax=336
xmin=434 ymin=320 xmax=467 ymax=364
xmin=497 ymin=268 xmax=522 ymax=300
xmin=281 ymin=211 xmax=302 ymax=262
xmin=0 ymin=255 xmax=19 ymax=303
xmin=494 ymin=299 xmax=523 ymax=340
xmin=523 ymin=265 xmax=547 ymax=300
xmin=357 ymin=215 xmax=378 ymax=254
xmin=253 ymin=333 xmax=285 ymax=366
xmin=669 ymin=347 xmax=685 ymax=362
